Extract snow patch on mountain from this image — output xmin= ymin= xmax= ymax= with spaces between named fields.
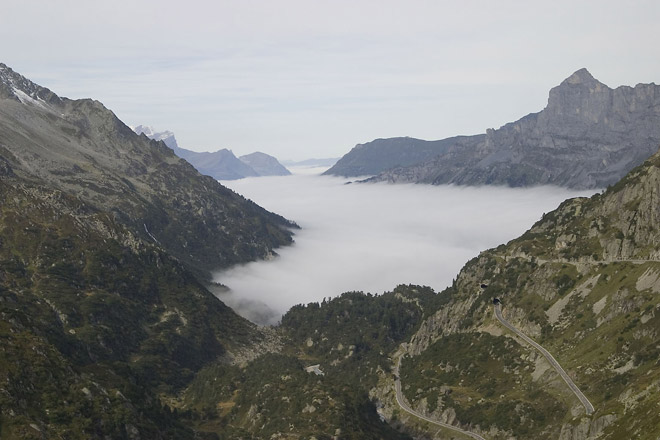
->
xmin=133 ymin=125 xmax=179 ymax=149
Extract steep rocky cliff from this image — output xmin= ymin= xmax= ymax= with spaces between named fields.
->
xmin=376 ymin=147 xmax=660 ymax=439
xmin=328 ymin=69 xmax=660 ymax=189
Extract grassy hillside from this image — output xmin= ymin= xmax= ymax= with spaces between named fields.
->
xmin=0 ymin=178 xmax=267 ymax=438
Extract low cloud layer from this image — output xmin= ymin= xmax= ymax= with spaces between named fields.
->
xmin=213 ymin=169 xmax=595 ymax=324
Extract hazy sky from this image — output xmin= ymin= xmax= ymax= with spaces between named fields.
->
xmin=213 ymin=169 xmax=595 ymax=324
xmin=3 ymin=0 xmax=658 ymax=160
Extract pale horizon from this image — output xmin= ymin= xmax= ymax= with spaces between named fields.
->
xmin=2 ymin=0 xmax=659 ymax=161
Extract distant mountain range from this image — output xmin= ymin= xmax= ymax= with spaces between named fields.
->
xmin=325 ymin=69 xmax=660 ymax=189
xmin=133 ymin=125 xmax=290 ymax=180
xmin=281 ymin=157 xmax=339 ymax=168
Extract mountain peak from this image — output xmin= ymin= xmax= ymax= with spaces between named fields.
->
xmin=239 ymin=151 xmax=291 ymax=176
xmin=132 ymin=124 xmax=179 ymax=149
xmin=560 ymin=68 xmax=602 ymax=87
xmin=133 ymin=124 xmax=156 ymax=137
xmin=0 ymin=62 xmax=62 ymax=108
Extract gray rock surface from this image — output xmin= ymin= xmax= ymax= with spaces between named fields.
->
xmin=327 ymin=69 xmax=660 ymax=189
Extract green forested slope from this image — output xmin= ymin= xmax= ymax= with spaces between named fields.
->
xmin=181 ymin=287 xmax=444 ymax=439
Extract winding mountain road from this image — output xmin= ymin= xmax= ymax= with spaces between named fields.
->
xmin=394 ymin=357 xmax=487 ymax=440
xmin=494 ymin=304 xmax=595 ymax=416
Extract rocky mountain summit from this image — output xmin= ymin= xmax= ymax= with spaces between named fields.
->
xmin=326 ymin=69 xmax=660 ymax=189
xmin=134 ymin=126 xmax=290 ymax=180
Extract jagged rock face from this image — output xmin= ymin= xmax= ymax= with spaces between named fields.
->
xmin=506 ymin=149 xmax=660 ymax=263
xmin=0 ymin=63 xmax=62 ymax=105
xmin=0 ymin=63 xmax=296 ymax=277
xmin=239 ymin=151 xmax=291 ymax=176
xmin=329 ymin=69 xmax=660 ymax=189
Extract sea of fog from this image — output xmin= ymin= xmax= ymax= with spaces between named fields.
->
xmin=213 ymin=167 xmax=596 ymax=324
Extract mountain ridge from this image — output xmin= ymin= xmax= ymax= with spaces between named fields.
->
xmin=239 ymin=151 xmax=291 ymax=177
xmin=133 ymin=125 xmax=291 ymax=180
xmin=326 ymin=68 xmax=660 ymax=189
xmin=0 ymin=63 xmax=296 ymax=277
xmin=374 ymin=146 xmax=660 ymax=438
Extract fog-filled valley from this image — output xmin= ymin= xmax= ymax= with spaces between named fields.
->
xmin=214 ymin=168 xmax=596 ymax=324
xmin=4 ymin=2 xmax=660 ymax=437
